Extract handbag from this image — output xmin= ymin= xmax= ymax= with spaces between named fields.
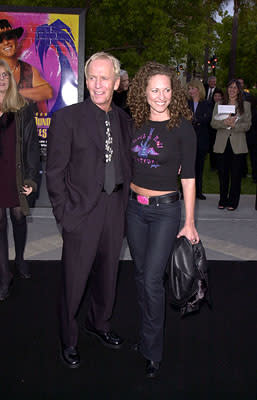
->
xmin=166 ymin=236 xmax=211 ymax=317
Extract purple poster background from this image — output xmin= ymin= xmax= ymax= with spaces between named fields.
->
xmin=0 ymin=6 xmax=85 ymax=206
xmin=0 ymin=8 xmax=85 ymax=158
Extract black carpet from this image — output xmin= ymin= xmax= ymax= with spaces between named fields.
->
xmin=0 ymin=260 xmax=256 ymax=400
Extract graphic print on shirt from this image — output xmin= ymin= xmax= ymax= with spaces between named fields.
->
xmin=131 ymin=128 xmax=163 ymax=168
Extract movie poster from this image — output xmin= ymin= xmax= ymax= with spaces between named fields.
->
xmin=0 ymin=7 xmax=85 ymax=159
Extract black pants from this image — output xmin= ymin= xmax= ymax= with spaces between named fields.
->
xmin=60 ymin=190 xmax=125 ymax=348
xmin=215 ymin=140 xmax=245 ymax=208
xmin=248 ymin=144 xmax=257 ymax=182
xmin=209 ymin=128 xmax=217 ymax=170
xmin=195 ymin=149 xmax=207 ymax=196
xmin=126 ymin=196 xmax=181 ymax=362
xmin=0 ymin=207 xmax=27 ymax=287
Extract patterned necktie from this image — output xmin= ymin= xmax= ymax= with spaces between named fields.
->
xmin=104 ymin=115 xmax=115 ymax=194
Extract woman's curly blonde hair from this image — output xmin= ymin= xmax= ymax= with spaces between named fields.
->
xmin=127 ymin=61 xmax=192 ymax=129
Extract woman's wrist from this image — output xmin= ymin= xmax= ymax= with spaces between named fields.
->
xmin=184 ymin=220 xmax=195 ymax=228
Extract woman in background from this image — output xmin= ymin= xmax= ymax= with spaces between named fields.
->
xmin=0 ymin=59 xmax=40 ymax=301
xmin=187 ymin=79 xmax=212 ymax=199
xmin=211 ymin=79 xmax=251 ymax=210
xmin=126 ymin=62 xmax=199 ymax=378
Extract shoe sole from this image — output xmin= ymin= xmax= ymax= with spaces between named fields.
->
xmin=146 ymin=371 xmax=160 ymax=379
xmin=83 ymin=327 xmax=124 ymax=350
xmin=19 ymin=272 xmax=31 ymax=279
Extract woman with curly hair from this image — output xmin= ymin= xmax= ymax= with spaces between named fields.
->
xmin=126 ymin=61 xmax=199 ymax=378
xmin=211 ymin=79 xmax=251 ymax=210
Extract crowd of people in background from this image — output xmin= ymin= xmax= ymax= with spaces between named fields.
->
xmin=185 ymin=74 xmax=254 ymax=211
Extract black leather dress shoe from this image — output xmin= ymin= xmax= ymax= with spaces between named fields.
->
xmin=0 ymin=286 xmax=9 ymax=301
xmin=130 ymin=343 xmax=140 ymax=352
xmin=0 ymin=279 xmax=13 ymax=301
xmin=16 ymin=261 xmax=31 ymax=279
xmin=146 ymin=359 xmax=160 ymax=378
xmin=84 ymin=326 xmax=124 ymax=349
xmin=60 ymin=345 xmax=80 ymax=368
xmin=196 ymin=193 xmax=206 ymax=200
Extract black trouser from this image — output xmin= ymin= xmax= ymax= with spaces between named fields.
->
xmin=60 ymin=190 xmax=125 ymax=348
xmin=248 ymin=144 xmax=257 ymax=182
xmin=0 ymin=207 xmax=27 ymax=287
xmin=126 ymin=196 xmax=181 ymax=362
xmin=215 ymin=140 xmax=245 ymax=208
xmin=209 ymin=128 xmax=217 ymax=170
xmin=195 ymin=148 xmax=207 ymax=196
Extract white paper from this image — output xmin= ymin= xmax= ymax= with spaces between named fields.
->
xmin=214 ymin=114 xmax=230 ymax=120
xmin=218 ymin=105 xmax=236 ymax=114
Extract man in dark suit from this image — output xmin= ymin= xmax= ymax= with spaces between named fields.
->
xmin=204 ymin=76 xmax=217 ymax=103
xmin=113 ymin=69 xmax=130 ymax=115
xmin=46 ymin=52 xmax=132 ymax=368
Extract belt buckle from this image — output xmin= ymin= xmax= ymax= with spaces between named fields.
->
xmin=137 ymin=195 xmax=149 ymax=205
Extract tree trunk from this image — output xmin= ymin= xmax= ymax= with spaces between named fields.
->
xmin=228 ymin=0 xmax=239 ymax=81
xmin=203 ymin=46 xmax=209 ymax=83
xmin=186 ymin=53 xmax=193 ymax=82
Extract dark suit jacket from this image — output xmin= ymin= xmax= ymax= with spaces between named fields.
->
xmin=46 ymin=97 xmax=132 ymax=232
xmin=188 ymin=99 xmax=212 ymax=153
xmin=204 ymin=83 xmax=217 ymax=103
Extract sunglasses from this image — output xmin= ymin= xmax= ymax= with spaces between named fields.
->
xmin=0 ymin=72 xmax=9 ymax=80
xmin=0 ymin=31 xmax=17 ymax=44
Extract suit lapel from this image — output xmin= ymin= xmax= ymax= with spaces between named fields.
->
xmin=115 ymin=108 xmax=131 ymax=179
xmin=80 ymin=99 xmax=104 ymax=152
xmin=189 ymin=100 xmax=195 ymax=114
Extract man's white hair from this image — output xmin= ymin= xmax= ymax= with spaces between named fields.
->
xmin=85 ymin=52 xmax=120 ymax=79
xmin=120 ymin=69 xmax=128 ymax=77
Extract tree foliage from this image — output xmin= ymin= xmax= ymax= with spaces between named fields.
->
xmin=1 ymin=0 xmax=256 ymax=86
xmin=86 ymin=0 xmax=175 ymax=75
xmin=85 ymin=0 xmax=225 ymax=77
xmin=215 ymin=0 xmax=257 ymax=87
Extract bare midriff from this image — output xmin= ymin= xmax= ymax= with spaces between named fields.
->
xmin=130 ymin=182 xmax=176 ymax=197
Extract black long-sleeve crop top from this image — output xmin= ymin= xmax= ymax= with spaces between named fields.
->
xmin=131 ymin=118 xmax=196 ymax=191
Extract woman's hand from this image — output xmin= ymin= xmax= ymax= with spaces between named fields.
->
xmin=224 ymin=115 xmax=236 ymax=128
xmin=22 ymin=185 xmax=33 ymax=196
xmin=177 ymin=223 xmax=200 ymax=245
xmin=180 ymin=178 xmax=199 ymax=244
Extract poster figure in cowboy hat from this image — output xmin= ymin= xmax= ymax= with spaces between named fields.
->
xmin=0 ymin=19 xmax=53 ymax=112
